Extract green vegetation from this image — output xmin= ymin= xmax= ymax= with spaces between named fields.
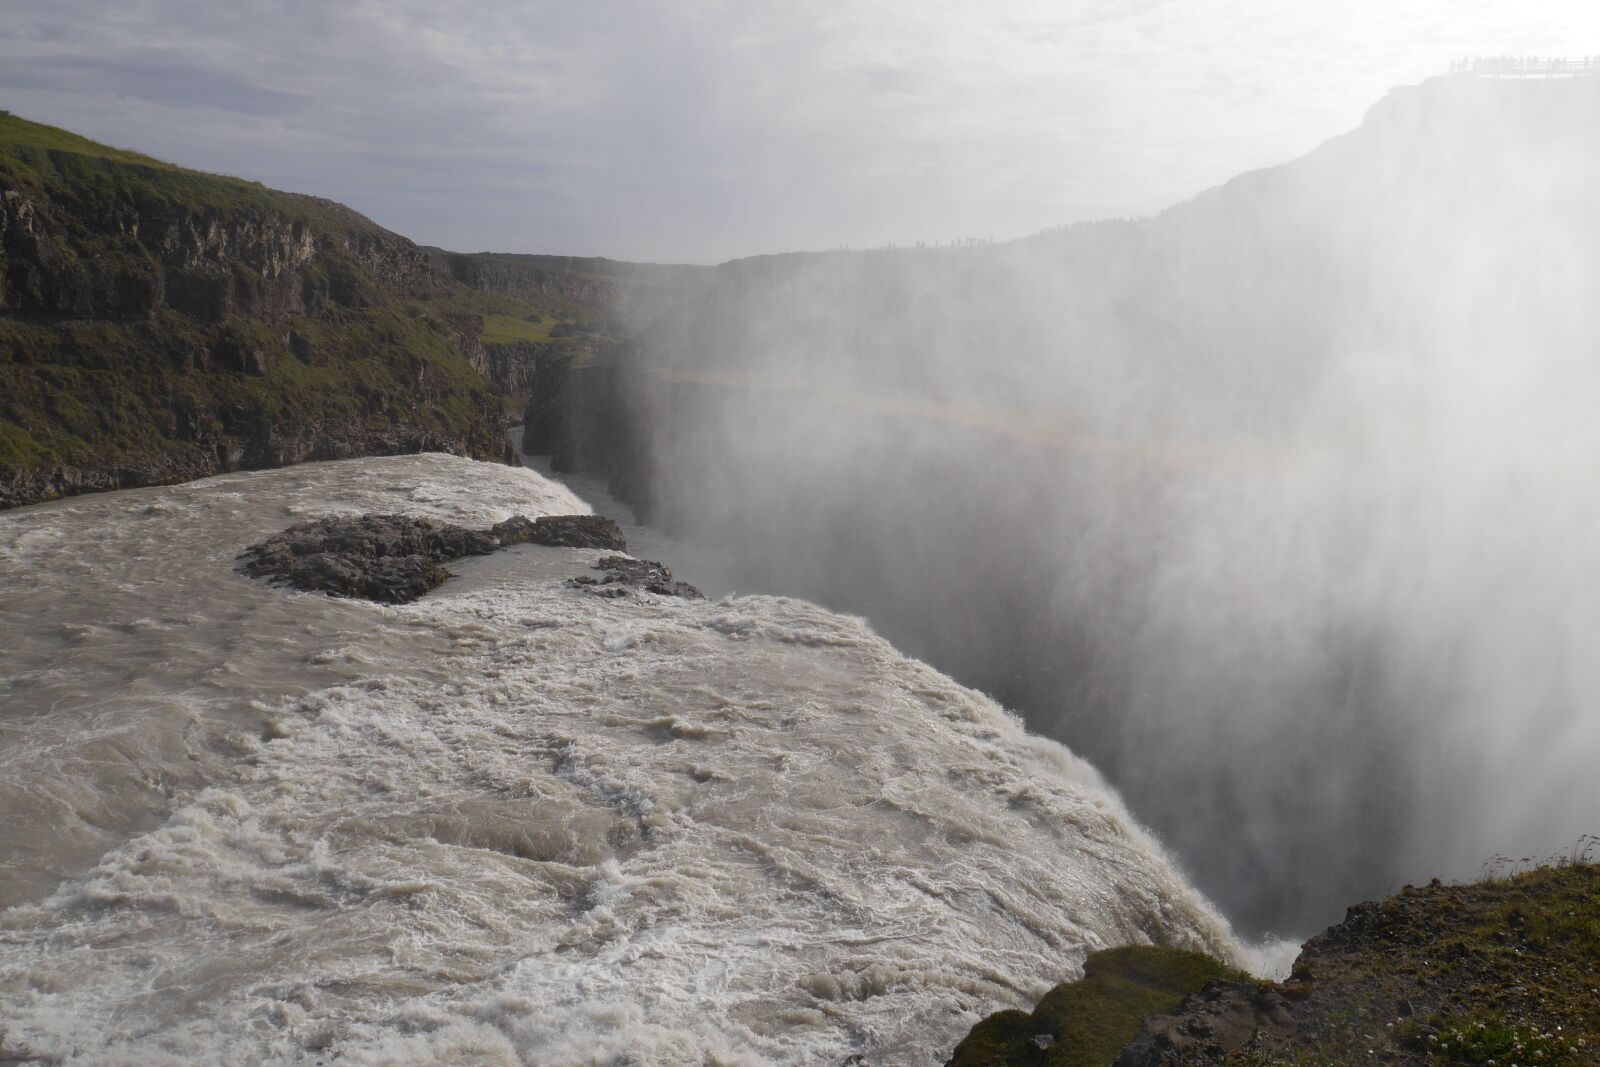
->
xmin=480 ymin=312 xmax=555 ymax=345
xmin=413 ymin=275 xmax=613 ymax=349
xmin=948 ymin=946 xmax=1248 ymax=1067
xmin=946 ymin=859 xmax=1600 ymax=1067
xmin=1239 ymin=861 xmax=1600 ymax=1066
xmin=0 ymin=111 xmax=629 ymax=506
xmin=0 ymin=303 xmax=499 ymax=480
xmin=0 ymin=111 xmax=342 ymax=230
xmin=1394 ymin=1015 xmax=1587 ymax=1065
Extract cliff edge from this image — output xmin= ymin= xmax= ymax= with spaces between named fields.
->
xmin=0 ymin=112 xmax=682 ymax=509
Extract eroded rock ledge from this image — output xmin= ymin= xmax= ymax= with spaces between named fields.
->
xmin=239 ymin=513 xmax=626 ymax=603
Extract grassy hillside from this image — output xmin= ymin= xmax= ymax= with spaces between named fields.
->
xmin=0 ymin=110 xmax=314 ymax=216
xmin=0 ymin=110 xmax=622 ymax=507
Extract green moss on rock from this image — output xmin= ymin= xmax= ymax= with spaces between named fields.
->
xmin=947 ymin=946 xmax=1249 ymax=1067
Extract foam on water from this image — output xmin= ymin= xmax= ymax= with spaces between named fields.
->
xmin=0 ymin=455 xmax=1239 ymax=1065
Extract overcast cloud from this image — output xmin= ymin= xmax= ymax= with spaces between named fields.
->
xmin=3 ymin=1 xmax=1597 ymax=261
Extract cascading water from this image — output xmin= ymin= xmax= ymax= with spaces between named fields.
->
xmin=0 ymin=454 xmax=1238 ymax=1066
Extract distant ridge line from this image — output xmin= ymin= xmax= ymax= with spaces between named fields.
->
xmin=1449 ymin=56 xmax=1600 ymax=77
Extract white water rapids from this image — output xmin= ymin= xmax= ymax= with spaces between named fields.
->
xmin=0 ymin=455 xmax=1238 ymax=1065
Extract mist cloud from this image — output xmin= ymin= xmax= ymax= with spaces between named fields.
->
xmin=599 ymin=76 xmax=1600 ymax=932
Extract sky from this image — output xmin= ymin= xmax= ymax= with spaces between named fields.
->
xmin=3 ymin=1 xmax=1598 ymax=263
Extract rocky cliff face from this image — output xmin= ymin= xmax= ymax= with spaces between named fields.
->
xmin=434 ymin=249 xmax=714 ymax=335
xmin=1 ymin=185 xmax=429 ymax=323
xmin=436 ymin=251 xmax=616 ymax=306
xmin=0 ymin=113 xmax=588 ymax=509
xmin=514 ymin=343 xmax=655 ymax=515
xmin=468 ymin=338 xmax=576 ymax=400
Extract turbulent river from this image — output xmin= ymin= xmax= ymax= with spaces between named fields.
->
xmin=0 ymin=455 xmax=1238 ymax=1066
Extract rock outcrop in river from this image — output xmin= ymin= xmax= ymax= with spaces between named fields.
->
xmin=239 ymin=512 xmax=630 ymax=603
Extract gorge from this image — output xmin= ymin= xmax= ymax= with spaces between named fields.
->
xmin=536 ymin=74 xmax=1600 ymax=935
xmin=3 ymin=69 xmax=1598 ymax=1066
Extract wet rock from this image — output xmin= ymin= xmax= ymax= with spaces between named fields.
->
xmin=239 ymin=512 xmax=626 ymax=603
xmin=492 ymin=514 xmax=624 ymax=550
xmin=567 ymin=555 xmax=703 ymax=600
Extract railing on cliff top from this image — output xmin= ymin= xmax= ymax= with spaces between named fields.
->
xmin=1450 ymin=57 xmax=1600 ymax=78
